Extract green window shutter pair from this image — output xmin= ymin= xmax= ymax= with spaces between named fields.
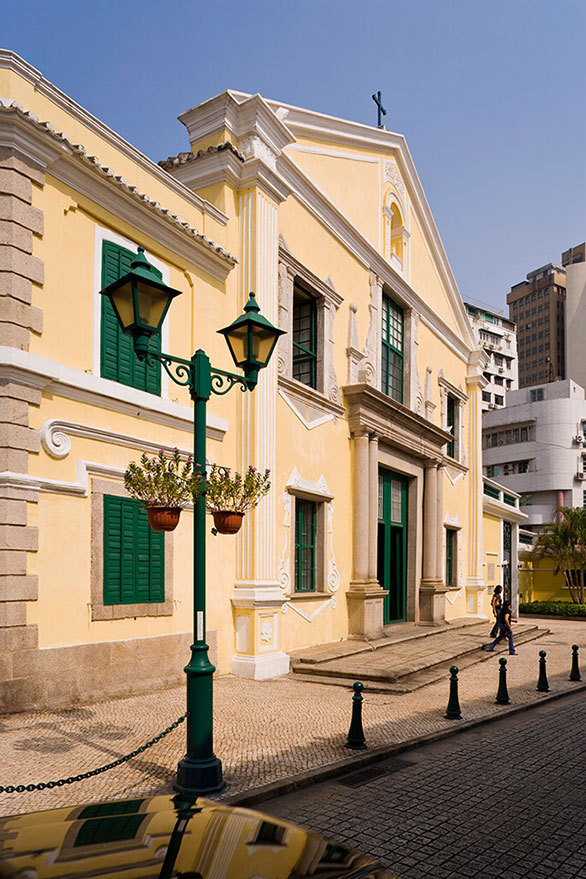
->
xmin=100 ymin=240 xmax=162 ymax=394
xmin=295 ymin=500 xmax=316 ymax=593
xmin=381 ymin=294 xmax=403 ymax=403
xmin=103 ymin=496 xmax=164 ymax=605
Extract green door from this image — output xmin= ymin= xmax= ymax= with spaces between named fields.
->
xmin=377 ymin=469 xmax=407 ymax=624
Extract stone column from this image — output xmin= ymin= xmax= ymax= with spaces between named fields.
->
xmin=419 ymin=460 xmax=447 ymax=624
xmin=368 ymin=435 xmax=379 ymax=582
xmin=436 ymin=464 xmax=444 ymax=583
xmin=510 ymin=522 xmax=520 ymax=618
xmin=347 ymin=432 xmax=385 ymax=639
xmin=422 ymin=461 xmax=438 ymax=582
xmin=352 ymin=434 xmax=370 ymax=582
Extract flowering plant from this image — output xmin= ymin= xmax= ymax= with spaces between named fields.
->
xmin=124 ymin=449 xmax=204 ymax=509
xmin=205 ymin=464 xmax=271 ymax=514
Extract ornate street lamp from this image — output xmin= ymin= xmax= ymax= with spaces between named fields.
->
xmin=101 ymin=247 xmax=284 ymax=795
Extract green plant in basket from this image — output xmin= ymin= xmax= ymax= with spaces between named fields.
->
xmin=205 ymin=464 xmax=271 ymax=513
xmin=124 ymin=449 xmax=204 ymax=532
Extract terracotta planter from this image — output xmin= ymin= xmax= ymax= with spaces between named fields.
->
xmin=146 ymin=506 xmax=182 ymax=532
xmin=212 ymin=510 xmax=244 ymax=534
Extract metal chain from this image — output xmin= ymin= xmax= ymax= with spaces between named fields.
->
xmin=0 ymin=713 xmax=187 ymax=795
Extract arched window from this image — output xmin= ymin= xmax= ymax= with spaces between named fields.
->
xmin=383 ymin=192 xmax=409 ymax=274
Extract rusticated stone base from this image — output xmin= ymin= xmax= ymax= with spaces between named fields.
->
xmin=0 ymin=630 xmax=218 ymax=714
xmin=419 ymin=580 xmax=449 ymax=625
xmin=346 ymin=580 xmax=387 ymax=640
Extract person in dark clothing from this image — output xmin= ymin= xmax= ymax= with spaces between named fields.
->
xmin=489 ymin=585 xmax=503 ymax=638
xmin=482 ymin=600 xmax=516 ymax=654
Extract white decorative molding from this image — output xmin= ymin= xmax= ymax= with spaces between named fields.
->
xmin=444 ymin=512 xmax=462 ymax=528
xmin=384 ymin=160 xmax=406 ymax=198
xmin=444 ymin=466 xmax=466 ymax=486
xmin=40 ymin=419 xmax=194 ymax=461
xmin=278 ymin=388 xmax=338 ymax=430
xmin=0 ymin=459 xmax=126 ymax=498
xmin=446 ymin=588 xmax=462 ymax=605
xmin=260 ymin=616 xmax=273 ymax=642
xmin=277 ymin=492 xmax=292 ymax=592
xmin=281 ymin=597 xmax=336 ymax=622
xmin=0 ymin=347 xmax=228 ymax=441
xmin=346 ymin=303 xmax=363 ymax=384
xmin=286 ymin=467 xmax=333 ymax=500
xmin=327 ymin=502 xmax=340 ymax=592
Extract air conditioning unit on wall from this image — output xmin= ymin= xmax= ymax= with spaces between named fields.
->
xmin=573 ymin=435 xmax=584 ymax=444
xmin=576 ymin=472 xmax=585 ymax=481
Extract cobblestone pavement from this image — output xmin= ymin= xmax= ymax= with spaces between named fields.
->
xmin=261 ymin=690 xmax=586 ymax=879
xmin=0 ymin=619 xmax=584 ymax=819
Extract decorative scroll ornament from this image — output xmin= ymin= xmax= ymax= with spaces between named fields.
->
xmin=384 ymin=160 xmax=405 ymax=198
xmin=277 ymin=492 xmax=292 ymax=592
xmin=327 ymin=502 xmax=340 ymax=592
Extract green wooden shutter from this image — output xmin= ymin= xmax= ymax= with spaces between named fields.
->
xmin=103 ymin=496 xmax=164 ymax=605
xmin=447 ymin=395 xmax=456 ymax=458
xmin=445 ymin=529 xmax=454 ymax=587
xmin=100 ymin=240 xmax=162 ymax=394
xmin=381 ymin=295 xmax=403 ymax=402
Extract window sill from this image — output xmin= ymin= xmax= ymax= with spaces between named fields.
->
xmin=92 ymin=601 xmax=173 ymax=621
xmin=279 ymin=375 xmax=345 ymax=419
xmin=443 ymin=456 xmax=468 ymax=474
xmin=288 ymin=592 xmax=330 ymax=601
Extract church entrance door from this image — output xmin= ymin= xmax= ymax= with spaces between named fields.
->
xmin=377 ymin=468 xmax=407 ymax=624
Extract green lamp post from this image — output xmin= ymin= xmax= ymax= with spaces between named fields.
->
xmin=101 ymin=247 xmax=285 ymax=794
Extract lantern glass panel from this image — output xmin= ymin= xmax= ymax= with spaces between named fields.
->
xmin=110 ymin=284 xmax=136 ymax=332
xmin=225 ymin=326 xmax=248 ymax=365
xmin=252 ymin=327 xmax=278 ymax=366
xmin=136 ymin=281 xmax=171 ymax=332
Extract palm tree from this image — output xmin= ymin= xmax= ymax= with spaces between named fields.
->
xmin=532 ymin=506 xmax=586 ymax=604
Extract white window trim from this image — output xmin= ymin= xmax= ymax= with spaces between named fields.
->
xmin=93 ymin=225 xmax=171 ymax=399
xmin=438 ymin=373 xmax=467 ymax=465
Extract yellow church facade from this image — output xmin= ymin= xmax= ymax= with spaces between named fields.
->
xmin=0 ymin=51 xmax=523 ymax=711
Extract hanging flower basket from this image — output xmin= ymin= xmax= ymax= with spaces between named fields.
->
xmin=212 ymin=510 xmax=244 ymax=535
xmin=206 ymin=464 xmax=271 ymax=535
xmin=146 ymin=506 xmax=182 ymax=532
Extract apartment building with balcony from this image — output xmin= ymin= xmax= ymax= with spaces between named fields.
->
xmin=464 ymin=301 xmax=517 ymax=411
xmin=482 ymin=379 xmax=586 ymax=529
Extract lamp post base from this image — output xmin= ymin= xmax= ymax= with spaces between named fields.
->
xmin=175 ymin=754 xmax=225 ymax=796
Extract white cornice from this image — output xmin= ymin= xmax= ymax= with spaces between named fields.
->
xmin=0 ymin=347 xmax=228 ymax=441
xmin=179 ymin=90 xmax=295 ymax=157
xmin=0 ymin=100 xmax=236 ymax=281
xmin=0 ymin=49 xmax=227 ymax=227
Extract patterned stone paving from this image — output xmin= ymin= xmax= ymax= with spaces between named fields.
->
xmin=0 ymin=619 xmax=584 ymax=819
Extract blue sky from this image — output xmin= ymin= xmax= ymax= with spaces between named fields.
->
xmin=4 ymin=0 xmax=585 ymax=309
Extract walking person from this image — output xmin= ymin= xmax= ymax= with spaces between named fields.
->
xmin=489 ymin=585 xmax=503 ymax=638
xmin=482 ymin=599 xmax=516 ymax=655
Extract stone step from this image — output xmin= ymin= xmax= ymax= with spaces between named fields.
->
xmin=290 ymin=618 xmax=494 ymax=666
xmin=289 ymin=625 xmax=549 ymax=693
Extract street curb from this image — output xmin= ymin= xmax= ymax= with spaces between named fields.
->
xmin=223 ymin=681 xmax=586 ymax=808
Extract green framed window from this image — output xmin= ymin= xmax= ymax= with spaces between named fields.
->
xmin=445 ymin=528 xmax=456 ymax=587
xmin=295 ymin=499 xmax=316 ymax=593
xmin=254 ymin=821 xmax=285 ymax=845
xmin=100 ymin=240 xmax=162 ymax=394
xmin=381 ymin=294 xmax=403 ymax=402
xmin=292 ymin=283 xmax=317 ymax=388
xmin=446 ymin=395 xmax=456 ymax=458
xmin=103 ymin=495 xmax=164 ymax=605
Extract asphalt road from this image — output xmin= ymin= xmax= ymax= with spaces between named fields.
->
xmin=260 ymin=691 xmax=586 ymax=879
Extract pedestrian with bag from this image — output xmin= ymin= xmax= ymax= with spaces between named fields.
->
xmin=482 ymin=599 xmax=516 ymax=655
xmin=489 ymin=585 xmax=502 ymax=638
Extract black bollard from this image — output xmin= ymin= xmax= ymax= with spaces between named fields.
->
xmin=569 ymin=644 xmax=581 ymax=682
xmin=445 ymin=665 xmax=462 ymax=720
xmin=345 ymin=681 xmax=367 ymax=750
xmin=537 ymin=649 xmax=550 ymax=692
xmin=495 ymin=657 xmax=510 ymax=705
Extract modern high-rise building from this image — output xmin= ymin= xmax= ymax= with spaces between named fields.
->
xmin=507 ymin=264 xmax=566 ymax=389
xmin=464 ymin=301 xmax=517 ymax=411
xmin=564 ymin=246 xmax=586 ymax=393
